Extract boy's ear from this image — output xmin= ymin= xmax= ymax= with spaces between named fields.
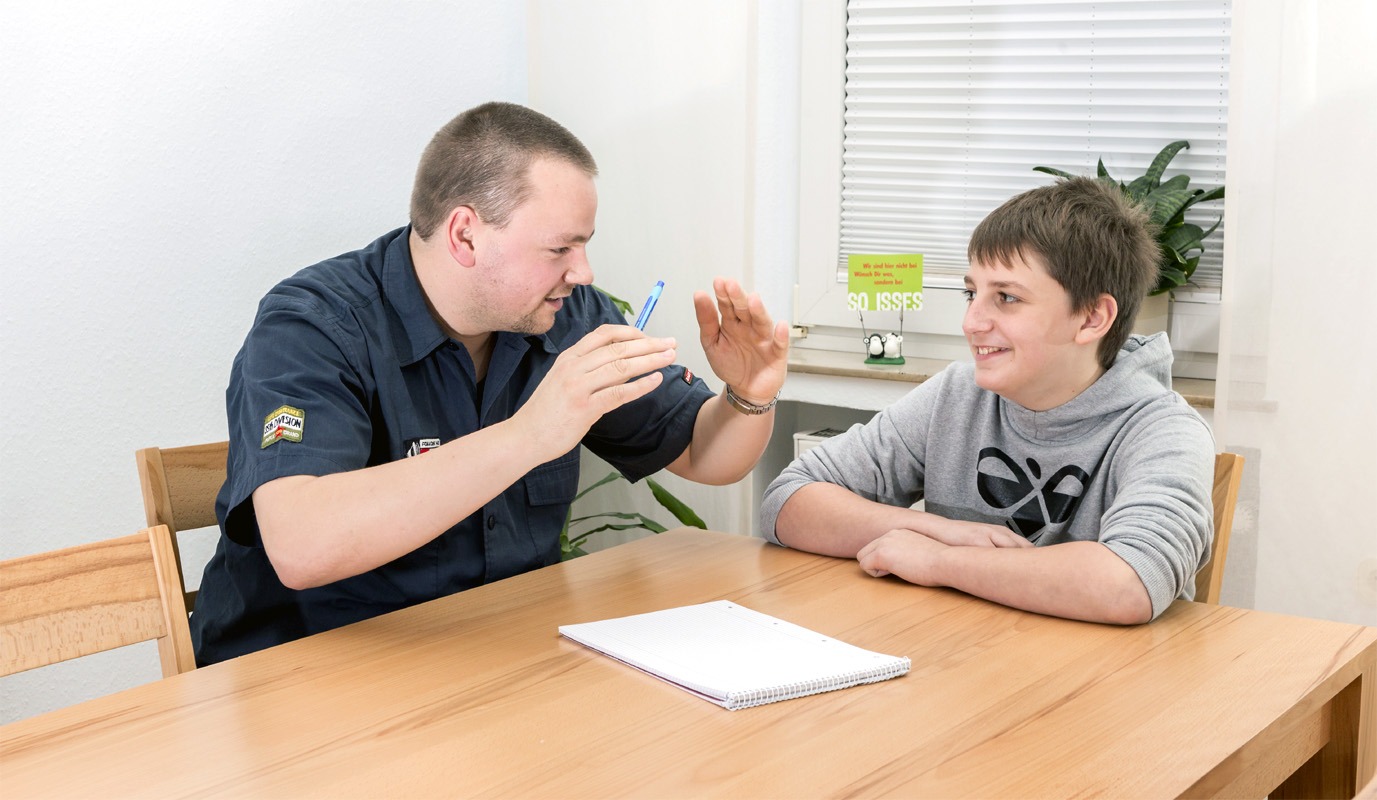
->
xmin=1075 ymin=293 xmax=1118 ymax=344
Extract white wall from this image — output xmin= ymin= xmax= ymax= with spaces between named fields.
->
xmin=0 ymin=1 xmax=526 ymax=723
xmin=529 ymin=0 xmax=800 ymax=544
xmin=1214 ymin=0 xmax=1377 ymax=625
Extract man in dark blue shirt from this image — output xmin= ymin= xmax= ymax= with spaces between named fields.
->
xmin=191 ymin=102 xmax=789 ymax=665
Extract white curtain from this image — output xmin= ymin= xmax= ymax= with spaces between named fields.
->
xmin=1215 ymin=0 xmax=1377 ymax=625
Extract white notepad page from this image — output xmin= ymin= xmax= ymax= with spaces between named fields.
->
xmin=559 ymin=601 xmax=910 ymax=710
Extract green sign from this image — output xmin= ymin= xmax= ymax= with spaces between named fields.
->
xmin=846 ymin=254 xmax=923 ymax=312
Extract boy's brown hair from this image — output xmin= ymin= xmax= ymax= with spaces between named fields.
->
xmin=968 ymin=177 xmax=1159 ymax=370
xmin=410 ymin=102 xmax=598 ymax=239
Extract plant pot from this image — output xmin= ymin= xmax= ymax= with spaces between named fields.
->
xmin=1133 ymin=292 xmax=1170 ymax=336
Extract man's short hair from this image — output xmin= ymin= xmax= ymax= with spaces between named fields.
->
xmin=967 ymin=177 xmax=1159 ymax=370
xmin=410 ymin=102 xmax=598 ymax=239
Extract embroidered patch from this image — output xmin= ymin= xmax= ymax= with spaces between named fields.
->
xmin=406 ymin=438 xmax=442 ymax=458
xmin=683 ymin=368 xmax=694 ymax=384
xmin=261 ymin=405 xmax=305 ymax=449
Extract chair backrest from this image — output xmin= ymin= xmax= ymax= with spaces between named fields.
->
xmin=0 ymin=525 xmax=195 ymax=678
xmin=135 ymin=441 xmax=229 ymax=611
xmin=1195 ymin=452 xmax=1245 ymax=605
xmin=1356 ymin=767 xmax=1377 ymax=800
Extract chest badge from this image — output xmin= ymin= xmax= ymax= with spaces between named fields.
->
xmin=261 ymin=405 xmax=305 ymax=449
xmin=406 ymin=438 xmax=442 ymax=458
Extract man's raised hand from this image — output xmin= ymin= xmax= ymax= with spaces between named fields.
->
xmin=514 ymin=324 xmax=677 ymax=461
xmin=692 ymin=277 xmax=789 ymax=406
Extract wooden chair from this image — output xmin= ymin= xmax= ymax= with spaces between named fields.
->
xmin=135 ymin=441 xmax=229 ymax=612
xmin=0 ymin=525 xmax=195 ymax=678
xmin=1356 ymin=768 xmax=1377 ymax=800
xmin=1195 ymin=452 xmax=1245 ymax=605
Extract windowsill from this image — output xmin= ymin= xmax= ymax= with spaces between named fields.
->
xmin=787 ymin=348 xmax=1215 ymax=410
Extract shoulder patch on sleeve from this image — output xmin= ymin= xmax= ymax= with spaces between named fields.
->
xmin=262 ymin=405 xmax=305 ymax=448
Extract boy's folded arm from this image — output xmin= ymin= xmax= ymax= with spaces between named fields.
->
xmin=771 ymin=483 xmax=1032 ymax=560
xmin=945 ymin=541 xmax=1153 ymax=624
xmin=860 ymin=535 xmax=1152 ymax=625
xmin=771 ymin=482 xmax=929 ymax=557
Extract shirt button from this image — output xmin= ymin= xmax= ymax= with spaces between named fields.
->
xmin=486 ymin=514 xmax=497 ymax=530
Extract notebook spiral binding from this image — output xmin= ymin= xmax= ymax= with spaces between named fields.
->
xmin=728 ymin=661 xmax=913 ymax=710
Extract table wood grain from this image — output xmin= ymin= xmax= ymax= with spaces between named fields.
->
xmin=1 ymin=529 xmax=1372 ymax=798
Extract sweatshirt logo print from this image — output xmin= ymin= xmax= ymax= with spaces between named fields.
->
xmin=976 ymin=447 xmax=1091 ymax=540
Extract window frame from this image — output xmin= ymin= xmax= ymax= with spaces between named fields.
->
xmin=794 ymin=1 xmax=1225 ymax=375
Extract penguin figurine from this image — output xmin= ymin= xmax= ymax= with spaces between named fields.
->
xmin=864 ymin=333 xmax=884 ymax=358
xmin=883 ymin=332 xmax=903 ymax=359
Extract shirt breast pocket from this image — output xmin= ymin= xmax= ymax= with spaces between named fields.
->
xmin=524 ymin=448 xmax=581 ymax=506
xmin=520 ymin=448 xmax=581 ymax=565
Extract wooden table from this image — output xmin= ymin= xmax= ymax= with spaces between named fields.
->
xmin=2 ymin=529 xmax=1373 ymax=798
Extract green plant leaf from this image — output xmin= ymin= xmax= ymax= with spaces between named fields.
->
xmin=1148 ymin=188 xmax=1196 ymax=226
xmin=593 ymin=285 xmax=635 ymax=316
xmin=568 ymin=510 xmax=660 ymax=525
xmin=1161 ymin=222 xmax=1207 ymax=254
xmin=1157 ymin=174 xmax=1191 ymax=193
xmin=571 ymin=521 xmax=655 ymax=537
xmin=1124 ymin=175 xmax=1154 ymax=203
xmin=561 ymin=468 xmax=707 ymax=559
xmin=1165 ymin=186 xmax=1225 ymax=228
xmin=574 ymin=471 xmax=622 ymax=502
xmin=559 ymin=505 xmax=576 ymax=556
xmin=1189 ymin=185 xmax=1225 ymax=205
xmin=1032 ymin=166 xmax=1077 ymax=179
xmin=569 ymin=517 xmax=669 ymax=545
xmin=1096 ymin=159 xmax=1110 ymax=180
xmin=1155 ymin=262 xmax=1190 ymax=294
xmin=1144 ymin=141 xmax=1190 ymax=186
xmin=646 ymin=477 xmax=708 ymax=529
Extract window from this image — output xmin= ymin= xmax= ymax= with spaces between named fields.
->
xmin=797 ymin=0 xmax=1230 ymax=369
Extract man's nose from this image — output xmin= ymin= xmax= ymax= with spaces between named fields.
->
xmin=565 ymin=249 xmax=593 ymax=285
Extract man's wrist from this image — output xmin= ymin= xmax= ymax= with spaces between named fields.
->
xmin=723 ymin=385 xmax=779 ymax=415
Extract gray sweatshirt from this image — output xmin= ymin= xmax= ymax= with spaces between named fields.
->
xmin=761 ymin=333 xmax=1215 ymax=619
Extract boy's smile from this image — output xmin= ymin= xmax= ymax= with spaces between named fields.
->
xmin=962 ymin=252 xmax=1108 ymax=411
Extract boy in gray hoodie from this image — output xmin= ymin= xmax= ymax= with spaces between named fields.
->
xmin=761 ymin=177 xmax=1214 ymax=624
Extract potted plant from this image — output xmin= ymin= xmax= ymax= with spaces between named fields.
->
xmin=561 ymin=471 xmax=707 ymax=559
xmin=1034 ymin=141 xmax=1225 ymax=329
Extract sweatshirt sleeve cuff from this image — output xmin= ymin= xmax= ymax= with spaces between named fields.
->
xmin=1103 ymin=540 xmax=1179 ymax=620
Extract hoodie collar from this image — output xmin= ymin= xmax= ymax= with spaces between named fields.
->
xmin=1001 ymin=333 xmax=1175 ymax=440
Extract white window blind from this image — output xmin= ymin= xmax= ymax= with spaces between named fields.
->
xmin=839 ymin=0 xmax=1230 ymax=290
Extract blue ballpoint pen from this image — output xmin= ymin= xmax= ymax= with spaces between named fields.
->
xmin=633 ymin=280 xmax=665 ymax=330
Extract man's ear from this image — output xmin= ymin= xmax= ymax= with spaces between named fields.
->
xmin=1075 ymin=293 xmax=1118 ymax=344
xmin=444 ymin=206 xmax=481 ymax=268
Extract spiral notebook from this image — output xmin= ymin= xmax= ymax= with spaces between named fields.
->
xmin=558 ymin=600 xmax=910 ymax=711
